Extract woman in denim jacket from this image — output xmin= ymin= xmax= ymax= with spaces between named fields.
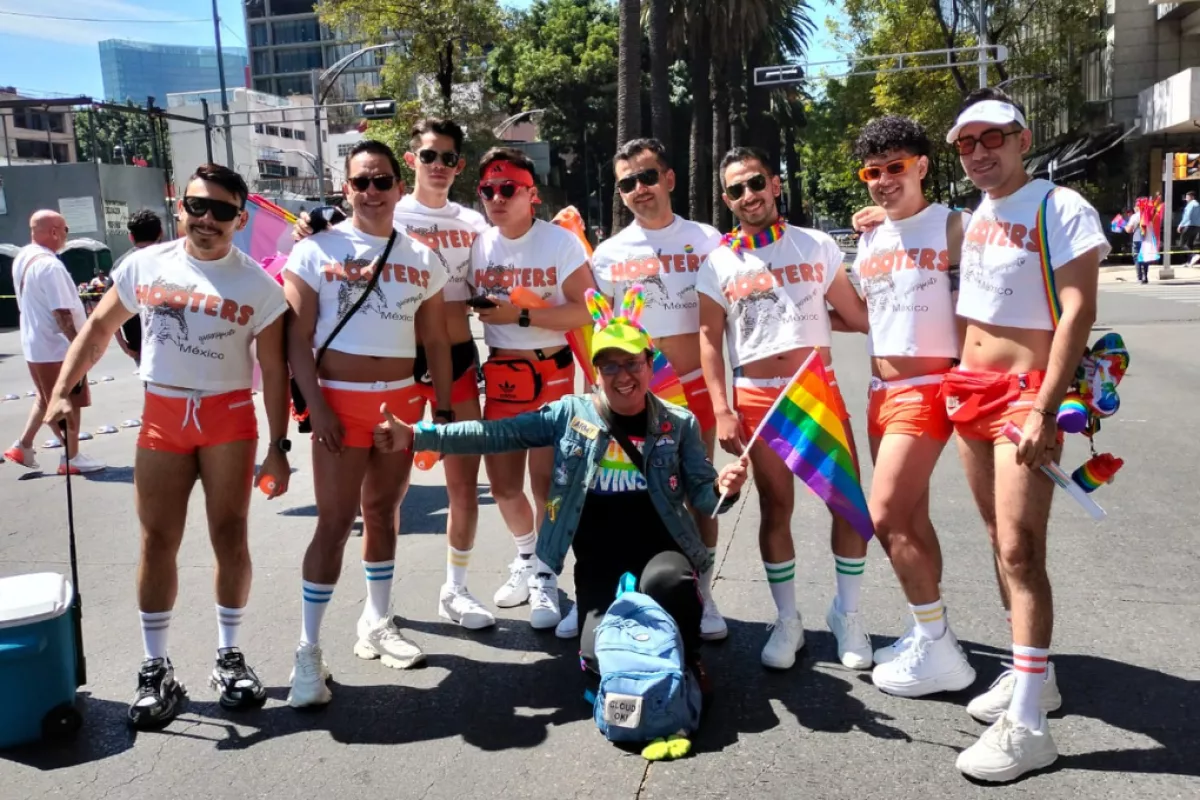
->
xmin=373 ymin=287 xmax=747 ymax=684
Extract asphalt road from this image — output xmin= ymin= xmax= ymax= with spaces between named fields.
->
xmin=0 ymin=282 xmax=1196 ymax=799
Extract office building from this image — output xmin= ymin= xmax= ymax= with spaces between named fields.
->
xmin=99 ymin=40 xmax=249 ymax=105
xmin=0 ymin=88 xmax=78 ymax=165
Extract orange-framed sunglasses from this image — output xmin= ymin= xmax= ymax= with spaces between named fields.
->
xmin=858 ymin=155 xmax=921 ymax=183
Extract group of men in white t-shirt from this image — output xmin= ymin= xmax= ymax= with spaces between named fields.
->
xmin=38 ymin=89 xmax=1109 ymax=782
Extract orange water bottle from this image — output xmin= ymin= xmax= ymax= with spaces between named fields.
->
xmin=414 ymin=451 xmax=442 ymax=470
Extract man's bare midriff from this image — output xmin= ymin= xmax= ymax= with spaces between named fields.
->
xmin=442 ymin=300 xmax=474 ymax=344
xmin=490 ymin=343 xmax=569 ymax=361
xmin=320 ymin=349 xmax=416 ymax=383
xmin=741 ymin=345 xmax=833 ymax=380
xmin=872 ymin=355 xmax=957 ymax=382
xmin=656 ymin=332 xmax=702 ymax=376
xmin=959 ymin=321 xmax=1053 ymax=374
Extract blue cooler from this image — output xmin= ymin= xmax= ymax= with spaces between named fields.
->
xmin=0 ymin=572 xmax=82 ymax=748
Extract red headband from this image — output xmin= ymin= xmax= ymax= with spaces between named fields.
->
xmin=480 ymin=159 xmax=535 ymax=189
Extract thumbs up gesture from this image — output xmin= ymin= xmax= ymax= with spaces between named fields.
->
xmin=373 ymin=402 xmax=415 ymax=453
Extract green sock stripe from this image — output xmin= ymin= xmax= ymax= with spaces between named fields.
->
xmin=764 ymin=562 xmax=795 ymax=575
xmin=835 ymin=558 xmax=866 ymax=576
xmin=767 ymin=571 xmax=795 ymax=584
xmin=836 ymin=565 xmax=865 ymax=575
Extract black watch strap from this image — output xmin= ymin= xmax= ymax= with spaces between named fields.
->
xmin=275 ymin=437 xmax=292 ymax=453
xmin=434 ymin=409 xmax=455 ymax=422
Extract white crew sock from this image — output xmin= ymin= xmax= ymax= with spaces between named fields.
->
xmin=139 ymin=610 xmax=172 ymax=660
xmin=216 ymin=604 xmax=245 ymax=650
xmin=699 ymin=547 xmax=718 ymax=603
xmin=447 ymin=546 xmax=471 ymax=587
xmin=909 ymin=598 xmax=947 ymax=640
xmin=300 ymin=580 xmax=334 ymax=646
xmin=833 ymin=555 xmax=866 ymax=614
xmin=1009 ymin=644 xmax=1050 ymax=729
xmin=513 ymin=530 xmax=537 ymax=559
xmin=764 ymin=560 xmax=797 ymax=618
xmin=362 ymin=559 xmax=395 ymax=624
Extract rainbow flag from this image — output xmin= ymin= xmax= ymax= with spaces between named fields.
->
xmin=233 ymin=195 xmax=297 ymax=264
xmin=754 ymin=355 xmax=874 ymax=541
xmin=649 ymin=350 xmax=688 ymax=408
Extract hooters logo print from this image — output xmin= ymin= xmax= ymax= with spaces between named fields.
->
xmin=473 ymin=260 xmax=558 ymax=300
xmin=858 ymin=246 xmax=949 ymax=315
xmin=724 ymin=261 xmax=825 ymax=338
xmin=960 ymin=214 xmax=1028 ymax=297
xmin=609 ymin=248 xmax=699 ymax=310
xmin=135 ymin=277 xmax=255 ymax=359
xmin=321 ymin=252 xmax=432 ymax=323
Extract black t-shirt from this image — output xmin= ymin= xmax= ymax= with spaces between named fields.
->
xmin=571 ymin=409 xmax=681 ymax=606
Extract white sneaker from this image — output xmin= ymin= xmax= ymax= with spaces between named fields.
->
xmin=494 ymin=557 xmax=535 ymax=608
xmin=700 ymin=598 xmax=728 ymax=641
xmin=874 ymin=627 xmax=916 ymax=665
xmin=3 ymin=441 xmax=39 ymax=470
xmin=761 ymin=612 xmax=805 ymax=670
xmin=287 ymin=642 xmax=332 ymax=708
xmin=967 ymin=661 xmax=1062 ymax=723
xmin=438 ymin=584 xmax=495 ymax=630
xmin=555 ymin=604 xmax=579 ymax=639
xmin=956 ymin=713 xmax=1058 ymax=782
xmin=353 ymin=617 xmax=426 ymax=669
xmin=872 ymin=630 xmax=976 ymax=697
xmin=826 ymin=601 xmax=873 ymax=670
xmin=528 ymin=573 xmax=561 ymax=630
xmin=58 ymin=453 xmax=105 ymax=475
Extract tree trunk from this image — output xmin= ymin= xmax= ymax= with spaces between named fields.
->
xmin=711 ymin=62 xmax=731 ymax=231
xmin=614 ymin=0 xmax=643 ymax=233
xmin=784 ymin=124 xmax=803 ymax=226
xmin=439 ymin=41 xmax=455 ymax=113
xmin=728 ymin=53 xmax=745 ymax=148
xmin=647 ymin=0 xmax=671 ymax=148
xmin=688 ymin=7 xmax=711 ymax=226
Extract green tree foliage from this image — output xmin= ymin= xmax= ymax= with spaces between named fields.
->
xmin=75 ymin=104 xmax=172 ymax=171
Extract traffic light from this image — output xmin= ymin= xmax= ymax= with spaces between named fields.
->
xmin=361 ymin=99 xmax=396 ymax=120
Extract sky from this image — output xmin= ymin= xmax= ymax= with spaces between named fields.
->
xmin=0 ymin=0 xmax=841 ymax=101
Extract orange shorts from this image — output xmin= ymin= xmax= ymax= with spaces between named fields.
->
xmin=866 ymin=374 xmax=952 ymax=441
xmin=734 ymin=370 xmax=850 ymax=442
xmin=483 ymin=351 xmax=575 ymax=420
xmin=321 ymin=378 xmax=424 ymax=448
xmin=942 ymin=369 xmax=1064 ymax=445
xmin=678 ymin=369 xmax=716 ymax=432
xmin=415 ymin=341 xmax=480 ymax=407
xmin=137 ymin=387 xmax=257 ymax=454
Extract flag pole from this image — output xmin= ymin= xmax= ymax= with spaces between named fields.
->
xmin=710 ymin=349 xmax=820 ymax=517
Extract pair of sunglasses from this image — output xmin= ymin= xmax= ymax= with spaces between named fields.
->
xmin=182 ymin=196 xmax=242 ymax=223
xmin=858 ymin=155 xmax=921 ymax=183
xmin=617 ymin=168 xmax=660 ymax=194
xmin=349 ymin=174 xmax=397 ymax=192
xmin=417 ymin=148 xmax=460 ymax=167
xmin=725 ymin=173 xmax=768 ymax=200
xmin=953 ymin=128 xmax=1021 ymax=156
xmin=596 ymin=359 xmax=647 ymax=377
xmin=478 ymin=182 xmax=523 ymax=201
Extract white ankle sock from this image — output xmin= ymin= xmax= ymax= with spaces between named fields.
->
xmin=216 ymin=604 xmax=245 ymax=650
xmin=300 ymin=580 xmax=334 ymax=646
xmin=447 ymin=546 xmax=471 ymax=587
xmin=764 ymin=560 xmax=797 ymax=618
xmin=834 ymin=556 xmax=866 ymax=614
xmin=362 ymin=560 xmax=395 ymax=624
xmin=1009 ymin=644 xmax=1050 ymax=729
xmin=910 ymin=598 xmax=946 ymax=640
xmin=513 ymin=531 xmax=537 ymax=558
xmin=139 ymin=610 xmax=172 ymax=660
xmin=699 ymin=547 xmax=717 ymax=603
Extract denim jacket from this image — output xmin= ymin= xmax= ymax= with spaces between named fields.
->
xmin=413 ymin=393 xmax=737 ymax=576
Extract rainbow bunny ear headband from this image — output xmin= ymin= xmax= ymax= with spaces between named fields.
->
xmin=586 ymin=284 xmax=652 ymax=360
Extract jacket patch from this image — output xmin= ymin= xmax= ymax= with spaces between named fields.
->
xmin=569 ymin=416 xmax=599 ymax=439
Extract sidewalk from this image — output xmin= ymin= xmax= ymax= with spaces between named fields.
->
xmin=1099 ymin=263 xmax=1200 ymax=284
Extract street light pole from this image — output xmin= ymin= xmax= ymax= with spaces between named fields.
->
xmin=978 ymin=0 xmax=988 ymax=88
xmin=211 ymin=0 xmax=236 ymax=169
xmin=311 ymin=70 xmax=326 ymax=204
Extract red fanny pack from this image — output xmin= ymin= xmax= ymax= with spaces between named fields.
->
xmin=942 ymin=370 xmax=1044 ymax=424
xmin=483 ymin=358 xmax=543 ymax=404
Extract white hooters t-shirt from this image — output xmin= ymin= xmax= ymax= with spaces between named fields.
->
xmin=12 ymin=244 xmax=87 ymax=363
xmin=696 ymin=225 xmax=841 ymax=369
xmin=284 ymin=220 xmax=448 ymax=358
xmin=112 ymin=240 xmax=288 ymax=392
xmin=393 ymin=195 xmax=488 ymax=303
xmin=592 ymin=215 xmax=722 ymax=338
xmin=852 ymin=203 xmax=961 ymax=358
xmin=957 ymin=178 xmax=1111 ymax=330
xmin=470 ymin=219 xmax=590 ymax=350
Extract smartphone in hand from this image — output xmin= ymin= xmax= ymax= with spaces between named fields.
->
xmin=465 ymin=296 xmax=497 ymax=309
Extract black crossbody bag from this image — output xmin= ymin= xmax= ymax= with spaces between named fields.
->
xmin=291 ymin=229 xmax=398 ymax=432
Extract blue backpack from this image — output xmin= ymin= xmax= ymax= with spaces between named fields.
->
xmin=591 ymin=574 xmax=702 ymax=743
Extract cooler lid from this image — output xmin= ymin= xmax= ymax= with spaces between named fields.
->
xmin=0 ymin=573 xmax=74 ymax=629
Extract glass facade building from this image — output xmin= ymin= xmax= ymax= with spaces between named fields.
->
xmin=99 ymin=40 xmax=249 ymax=104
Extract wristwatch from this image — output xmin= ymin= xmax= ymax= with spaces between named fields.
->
xmin=434 ymin=409 xmax=455 ymax=423
xmin=275 ymin=437 xmax=292 ymax=454
xmin=518 ymin=308 xmax=531 ymax=328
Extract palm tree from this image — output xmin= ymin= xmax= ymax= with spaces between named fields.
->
xmin=614 ymin=0 xmax=643 ymax=232
xmin=647 ymin=0 xmax=672 ymax=149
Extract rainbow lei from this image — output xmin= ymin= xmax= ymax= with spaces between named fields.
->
xmin=720 ymin=219 xmax=787 ymax=254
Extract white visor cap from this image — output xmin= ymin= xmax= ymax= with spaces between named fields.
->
xmin=946 ymin=100 xmax=1028 ymax=144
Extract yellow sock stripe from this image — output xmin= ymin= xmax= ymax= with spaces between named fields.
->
xmin=447 ymin=552 xmax=471 ymax=566
xmin=913 ymin=608 xmax=944 ymax=621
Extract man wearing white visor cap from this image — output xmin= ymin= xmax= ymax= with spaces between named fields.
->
xmin=941 ymin=88 xmax=1109 ymax=782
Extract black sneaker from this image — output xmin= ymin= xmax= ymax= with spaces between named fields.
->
xmin=128 ymin=657 xmax=186 ymax=730
xmin=209 ymin=647 xmax=267 ymax=710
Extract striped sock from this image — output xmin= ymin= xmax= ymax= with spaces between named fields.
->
xmin=699 ymin=547 xmax=718 ymax=603
xmin=216 ymin=604 xmax=245 ymax=650
xmin=363 ymin=560 xmax=395 ymax=624
xmin=139 ymin=610 xmax=172 ymax=660
xmin=1009 ymin=644 xmax=1050 ymax=729
xmin=834 ymin=556 xmax=866 ymax=614
xmin=764 ymin=560 xmax=797 ymax=618
xmin=910 ymin=598 xmax=946 ymax=640
xmin=447 ymin=546 xmax=471 ymax=587
xmin=301 ymin=580 xmax=334 ymax=646
xmin=513 ymin=530 xmax=537 ymax=559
